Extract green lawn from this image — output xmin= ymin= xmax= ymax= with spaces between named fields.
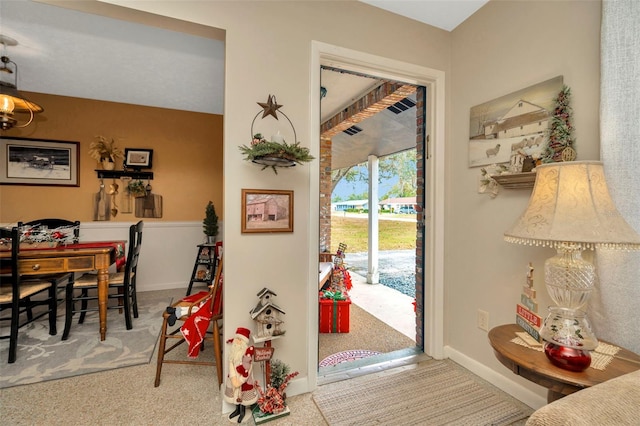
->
xmin=329 ymin=215 xmax=417 ymax=253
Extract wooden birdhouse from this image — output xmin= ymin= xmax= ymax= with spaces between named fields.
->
xmin=256 ymin=287 xmax=277 ymax=306
xmin=250 ymin=288 xmax=286 ymax=343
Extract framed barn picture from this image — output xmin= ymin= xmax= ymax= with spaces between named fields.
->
xmin=468 ymin=76 xmax=563 ymax=168
xmin=0 ymin=137 xmax=79 ymax=186
xmin=241 ymin=189 xmax=293 ymax=233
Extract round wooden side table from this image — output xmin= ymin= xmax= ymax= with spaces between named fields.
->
xmin=488 ymin=323 xmax=640 ymax=403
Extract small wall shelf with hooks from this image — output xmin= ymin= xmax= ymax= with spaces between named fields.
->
xmin=95 ymin=170 xmax=154 ymax=180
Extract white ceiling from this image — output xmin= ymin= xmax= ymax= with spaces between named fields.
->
xmin=360 ymin=0 xmax=489 ymax=32
xmin=320 ymin=68 xmax=419 ymax=170
xmin=1 ymin=0 xmax=225 ymax=115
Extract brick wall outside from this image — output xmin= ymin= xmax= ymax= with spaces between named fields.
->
xmin=414 ymin=86 xmax=426 ymax=350
xmin=319 ymin=137 xmax=332 ymax=253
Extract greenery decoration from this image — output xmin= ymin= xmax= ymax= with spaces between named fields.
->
xmin=255 ymin=359 xmax=299 ymax=415
xmin=127 ymin=179 xmax=147 ymax=197
xmin=88 ymin=136 xmax=124 ymax=163
xmin=239 ymin=133 xmax=315 ymax=174
xmin=240 ymin=95 xmax=315 ymax=174
xmin=269 ymin=359 xmax=292 ymax=390
xmin=203 ymin=201 xmax=219 ymax=237
xmin=541 ymin=85 xmax=576 ymax=163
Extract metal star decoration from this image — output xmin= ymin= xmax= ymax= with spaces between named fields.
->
xmin=257 ymin=95 xmax=283 ymax=120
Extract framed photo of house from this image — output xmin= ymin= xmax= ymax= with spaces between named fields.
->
xmin=241 ymin=189 xmax=294 ymax=233
xmin=0 ymin=137 xmax=79 ymax=186
xmin=124 ymin=148 xmax=153 ymax=169
xmin=468 ymin=76 xmax=563 ymax=167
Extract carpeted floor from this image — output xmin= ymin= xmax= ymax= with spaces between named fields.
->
xmin=0 ymin=289 xmax=534 ymax=425
xmin=313 ymin=358 xmax=534 ymax=426
xmin=0 ymin=291 xmax=169 ymax=389
xmin=318 ymin=302 xmax=415 ymax=363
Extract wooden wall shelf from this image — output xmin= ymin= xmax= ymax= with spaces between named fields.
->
xmin=95 ymin=170 xmax=154 ymax=180
xmin=491 ymin=172 xmax=536 ymax=189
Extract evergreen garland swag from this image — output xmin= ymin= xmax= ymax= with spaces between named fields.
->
xmin=269 ymin=359 xmax=291 ymax=390
xmin=239 ymin=133 xmax=315 ymax=174
xmin=541 ymin=85 xmax=576 ymax=163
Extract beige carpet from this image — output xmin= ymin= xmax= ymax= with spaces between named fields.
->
xmin=318 ymin=302 xmax=415 ymax=362
xmin=313 ymin=359 xmax=534 ymax=426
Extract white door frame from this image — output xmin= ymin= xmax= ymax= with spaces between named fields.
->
xmin=308 ymin=41 xmax=446 ymax=388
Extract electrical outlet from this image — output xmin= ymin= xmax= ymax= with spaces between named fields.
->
xmin=477 ymin=309 xmax=489 ymax=332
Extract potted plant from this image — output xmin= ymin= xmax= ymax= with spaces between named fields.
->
xmin=203 ymin=201 xmax=219 ymax=244
xmin=89 ymin=136 xmax=124 ymax=170
xmin=127 ymin=179 xmax=147 ymax=198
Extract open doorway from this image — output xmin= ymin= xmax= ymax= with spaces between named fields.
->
xmin=317 ymin=66 xmax=427 ymax=379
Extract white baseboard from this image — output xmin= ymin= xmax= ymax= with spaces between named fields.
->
xmin=444 ymin=346 xmax=546 ymax=410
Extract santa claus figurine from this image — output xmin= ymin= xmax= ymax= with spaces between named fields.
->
xmin=224 ymin=327 xmax=258 ymax=423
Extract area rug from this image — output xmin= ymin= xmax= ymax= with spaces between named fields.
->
xmin=0 ymin=293 xmax=169 ymax=389
xmin=313 ymin=359 xmax=533 ymax=425
xmin=319 ymin=350 xmax=382 ymax=367
xmin=319 ymin=303 xmax=415 ymax=362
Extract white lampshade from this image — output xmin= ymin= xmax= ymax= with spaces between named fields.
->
xmin=505 ymin=161 xmax=640 ymax=250
xmin=505 ymin=161 xmax=640 ymax=358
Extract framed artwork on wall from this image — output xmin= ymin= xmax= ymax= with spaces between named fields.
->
xmin=124 ymin=148 xmax=153 ymax=169
xmin=241 ymin=189 xmax=294 ymax=233
xmin=0 ymin=137 xmax=80 ymax=186
xmin=468 ymin=75 xmax=563 ymax=168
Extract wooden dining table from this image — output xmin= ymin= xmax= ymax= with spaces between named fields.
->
xmin=1 ymin=240 xmax=126 ymax=341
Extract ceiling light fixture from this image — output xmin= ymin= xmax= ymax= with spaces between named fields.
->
xmin=0 ymin=35 xmax=44 ymax=131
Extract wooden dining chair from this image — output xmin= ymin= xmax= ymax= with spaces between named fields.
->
xmin=61 ymin=220 xmax=144 ymax=340
xmin=154 ymin=256 xmax=223 ymax=387
xmin=0 ymin=227 xmax=60 ymax=363
xmin=17 ymin=219 xmax=80 ymax=244
xmin=16 ymin=219 xmax=80 ymax=309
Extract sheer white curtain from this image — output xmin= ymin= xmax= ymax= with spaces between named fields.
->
xmin=592 ymin=0 xmax=640 ymax=353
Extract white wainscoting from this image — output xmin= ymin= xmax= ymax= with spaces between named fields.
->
xmin=80 ymin=221 xmax=221 ymax=292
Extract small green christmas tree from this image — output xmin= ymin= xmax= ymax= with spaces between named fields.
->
xmin=269 ymin=359 xmax=291 ymax=390
xmin=203 ymin=201 xmax=219 ymax=238
xmin=541 ymin=85 xmax=576 ymax=163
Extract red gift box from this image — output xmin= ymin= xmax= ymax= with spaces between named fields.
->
xmin=319 ymin=296 xmax=351 ymax=333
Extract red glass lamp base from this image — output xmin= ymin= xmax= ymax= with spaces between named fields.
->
xmin=544 ymin=342 xmax=591 ymax=372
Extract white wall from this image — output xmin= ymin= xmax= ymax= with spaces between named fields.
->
xmin=448 ymin=0 xmax=602 ymax=408
xmin=96 ymin=0 xmax=452 ymax=400
xmin=80 ymin=221 xmax=215 ymax=292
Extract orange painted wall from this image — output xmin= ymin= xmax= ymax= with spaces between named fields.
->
xmin=0 ymin=92 xmax=223 ymax=224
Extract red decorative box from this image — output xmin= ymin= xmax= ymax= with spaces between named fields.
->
xmin=319 ymin=296 xmax=351 ymax=333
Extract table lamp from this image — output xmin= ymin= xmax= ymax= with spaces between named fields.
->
xmin=504 ymin=161 xmax=640 ymax=371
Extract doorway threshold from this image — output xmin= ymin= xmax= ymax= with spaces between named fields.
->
xmin=318 ymin=347 xmax=430 ymax=386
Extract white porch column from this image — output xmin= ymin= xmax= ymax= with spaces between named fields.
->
xmin=367 ymin=154 xmax=380 ymax=284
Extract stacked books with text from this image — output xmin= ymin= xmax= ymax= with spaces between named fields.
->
xmin=517 ymin=282 xmax=542 ymax=342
